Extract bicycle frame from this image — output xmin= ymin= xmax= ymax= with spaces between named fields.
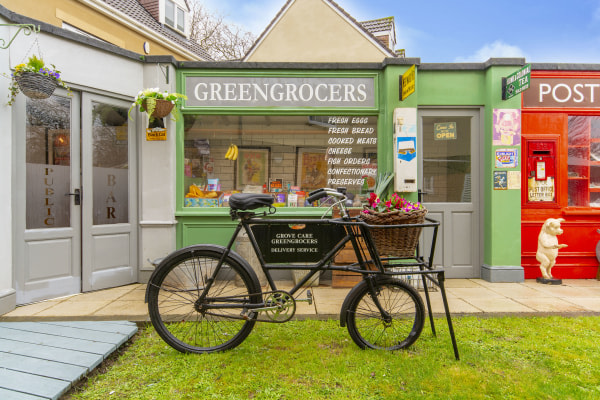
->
xmin=200 ymin=209 xmax=440 ymax=309
xmin=147 ymin=191 xmax=460 ymax=360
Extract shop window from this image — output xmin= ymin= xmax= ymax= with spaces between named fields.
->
xmin=567 ymin=116 xmax=600 ymax=207
xmin=182 ymin=115 xmax=378 ymax=207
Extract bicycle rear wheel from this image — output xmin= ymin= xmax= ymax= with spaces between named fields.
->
xmin=147 ymin=245 xmax=261 ymax=353
xmin=345 ymin=277 xmax=425 ymax=350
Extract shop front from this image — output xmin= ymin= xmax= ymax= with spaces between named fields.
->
xmin=174 ymin=59 xmax=524 ymax=283
xmin=521 ymin=67 xmax=600 ymax=279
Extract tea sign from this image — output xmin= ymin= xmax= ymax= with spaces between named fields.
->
xmin=502 ymin=64 xmax=531 ymax=100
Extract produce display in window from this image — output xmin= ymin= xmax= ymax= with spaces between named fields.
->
xmin=182 ymin=115 xmax=378 ymax=207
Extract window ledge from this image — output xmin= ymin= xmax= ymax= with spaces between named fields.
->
xmin=562 ymin=207 xmax=600 ymax=216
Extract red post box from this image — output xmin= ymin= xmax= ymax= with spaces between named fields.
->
xmin=526 ymin=139 xmax=557 ymax=203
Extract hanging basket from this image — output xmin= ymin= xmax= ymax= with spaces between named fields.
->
xmin=359 ymin=207 xmax=427 ymax=258
xmin=141 ymin=98 xmax=174 ymax=119
xmin=15 ymin=72 xmax=57 ymax=100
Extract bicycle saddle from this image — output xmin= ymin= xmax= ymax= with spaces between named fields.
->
xmin=229 ymin=193 xmax=274 ymax=211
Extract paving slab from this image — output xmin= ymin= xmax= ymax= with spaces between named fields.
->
xmin=446 ymin=287 xmax=508 ymax=299
xmin=462 ymin=297 xmax=536 ymax=313
xmin=559 ymin=297 xmax=600 ymax=312
xmin=444 ymin=279 xmax=484 ymax=288
xmin=513 ymin=297 xmax=588 ymax=313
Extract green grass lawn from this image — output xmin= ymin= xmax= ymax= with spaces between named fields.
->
xmin=65 ymin=316 xmax=600 ymax=399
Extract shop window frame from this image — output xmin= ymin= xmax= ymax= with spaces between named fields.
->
xmin=175 ymin=70 xmax=382 ymax=216
xmin=522 ymin=70 xmax=600 ymax=213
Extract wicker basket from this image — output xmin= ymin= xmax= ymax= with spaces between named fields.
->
xmin=359 ymin=207 xmax=427 ymax=258
xmin=15 ymin=72 xmax=57 ymax=99
xmin=141 ymin=99 xmax=174 ymax=119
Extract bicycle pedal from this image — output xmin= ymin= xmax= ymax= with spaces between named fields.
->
xmin=296 ymin=290 xmax=313 ymax=305
xmin=240 ymin=309 xmax=255 ymax=320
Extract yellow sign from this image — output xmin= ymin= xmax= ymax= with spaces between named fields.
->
xmin=115 ymin=126 xmax=128 ymax=142
xmin=401 ymin=65 xmax=416 ymax=100
xmin=146 ymin=128 xmax=167 ymax=141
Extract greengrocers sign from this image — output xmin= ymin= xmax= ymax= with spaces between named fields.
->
xmin=523 ymin=78 xmax=600 ymax=108
xmin=185 ymin=76 xmax=375 ymax=108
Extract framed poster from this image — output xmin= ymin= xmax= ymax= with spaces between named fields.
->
xmin=297 ymin=148 xmax=327 ymax=191
xmin=236 ymin=147 xmax=269 ymax=189
xmin=495 ymin=148 xmax=519 ymax=168
xmin=493 ymin=171 xmax=507 ymax=190
xmin=493 ymin=109 xmax=521 ymax=146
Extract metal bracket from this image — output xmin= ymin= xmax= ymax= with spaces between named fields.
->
xmin=159 ymin=64 xmax=169 ymax=84
xmin=1 ymin=24 xmax=40 ymax=50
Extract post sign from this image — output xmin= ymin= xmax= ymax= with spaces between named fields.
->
xmin=523 ymin=77 xmax=600 ymax=108
xmin=433 ymin=122 xmax=457 ymax=140
xmin=400 ymin=65 xmax=416 ymax=101
xmin=502 ymin=64 xmax=531 ymax=100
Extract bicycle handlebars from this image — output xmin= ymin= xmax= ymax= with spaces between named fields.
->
xmin=306 ymin=187 xmax=347 ymax=203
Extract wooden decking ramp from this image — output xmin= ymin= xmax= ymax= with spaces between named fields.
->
xmin=0 ymin=321 xmax=138 ymax=400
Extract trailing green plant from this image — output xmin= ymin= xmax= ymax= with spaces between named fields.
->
xmin=5 ymin=55 xmax=70 ymax=105
xmin=129 ymin=88 xmax=187 ymax=122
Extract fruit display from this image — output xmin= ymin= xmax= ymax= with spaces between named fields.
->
xmin=225 ymin=144 xmax=238 ymax=161
xmin=185 ymin=184 xmax=223 ymax=207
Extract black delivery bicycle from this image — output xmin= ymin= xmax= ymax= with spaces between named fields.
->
xmin=146 ymin=188 xmax=459 ymax=360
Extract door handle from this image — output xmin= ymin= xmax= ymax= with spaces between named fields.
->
xmin=65 ymin=188 xmax=81 ymax=205
xmin=417 ymin=189 xmax=429 ymax=203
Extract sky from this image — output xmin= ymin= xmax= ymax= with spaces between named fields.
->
xmin=199 ymin=0 xmax=600 ymax=63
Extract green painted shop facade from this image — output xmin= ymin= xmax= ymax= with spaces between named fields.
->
xmin=174 ymin=58 xmax=524 ymax=282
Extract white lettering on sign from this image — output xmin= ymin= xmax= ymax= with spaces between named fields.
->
xmin=191 ymin=80 xmax=369 ymax=106
xmin=538 ymin=83 xmax=600 ymax=103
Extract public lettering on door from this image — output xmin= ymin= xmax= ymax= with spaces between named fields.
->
xmin=44 ymin=167 xmax=55 ymax=226
xmin=25 ymin=164 xmax=71 ymax=229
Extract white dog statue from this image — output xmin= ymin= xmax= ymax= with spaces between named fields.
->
xmin=536 ymin=218 xmax=568 ymax=280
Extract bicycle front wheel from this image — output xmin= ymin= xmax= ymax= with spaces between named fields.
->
xmin=345 ymin=278 xmax=425 ymax=351
xmin=147 ymin=245 xmax=261 ymax=353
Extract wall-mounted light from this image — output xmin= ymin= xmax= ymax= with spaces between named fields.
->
xmin=143 ymin=41 xmax=150 ymax=54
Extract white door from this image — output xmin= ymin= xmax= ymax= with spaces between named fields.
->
xmin=81 ymin=93 xmax=137 ymax=291
xmin=16 ymin=90 xmax=81 ymax=304
xmin=15 ymin=91 xmax=137 ymax=304
xmin=418 ymin=109 xmax=481 ymax=278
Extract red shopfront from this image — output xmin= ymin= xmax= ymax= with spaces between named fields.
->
xmin=521 ymin=69 xmax=600 ymax=279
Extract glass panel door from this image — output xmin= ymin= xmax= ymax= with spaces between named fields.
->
xmin=82 ymin=94 xmax=137 ymax=291
xmin=419 ymin=109 xmax=480 ymax=278
xmin=17 ymin=91 xmax=81 ymax=304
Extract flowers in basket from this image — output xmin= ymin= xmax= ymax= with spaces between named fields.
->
xmin=363 ymin=192 xmax=424 ymax=215
xmin=129 ymin=88 xmax=187 ymax=122
xmin=360 ymin=192 xmax=427 ymax=258
xmin=7 ymin=55 xmax=70 ymax=105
